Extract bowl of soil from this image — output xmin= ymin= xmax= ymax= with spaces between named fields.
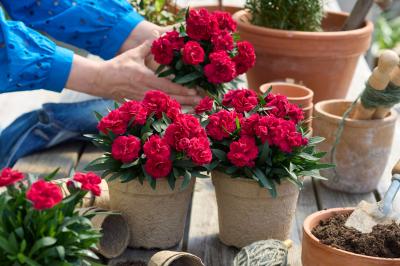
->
xmin=302 ymin=208 xmax=400 ymax=266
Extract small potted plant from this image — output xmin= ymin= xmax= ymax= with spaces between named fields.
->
xmin=130 ymin=0 xmax=183 ymax=26
xmin=195 ymin=88 xmax=331 ymax=247
xmin=86 ymin=90 xmax=212 ymax=249
xmin=0 ymin=168 xmax=103 ymax=265
xmin=151 ymin=8 xmax=256 ymax=99
xmin=232 ymin=0 xmax=373 ymax=102
xmin=302 ymin=208 xmax=400 ymax=266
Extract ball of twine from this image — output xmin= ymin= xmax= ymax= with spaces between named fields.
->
xmin=233 ymin=240 xmax=288 ymax=266
xmin=361 ymin=82 xmax=400 ymax=109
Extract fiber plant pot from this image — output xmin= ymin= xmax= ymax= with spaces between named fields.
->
xmin=233 ymin=10 xmax=373 ymax=103
xmin=302 ymin=208 xmax=400 ymax=266
xmin=313 ymin=100 xmax=398 ymax=193
xmin=107 ymin=178 xmax=195 ymax=249
xmin=212 ymin=171 xmax=299 ymax=248
xmin=260 ymin=82 xmax=314 ymax=130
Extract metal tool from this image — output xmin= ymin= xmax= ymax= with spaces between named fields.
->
xmin=345 ymin=158 xmax=400 ymax=233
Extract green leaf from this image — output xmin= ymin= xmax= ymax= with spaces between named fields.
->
xmin=212 ymin=149 xmax=227 ymax=161
xmin=173 ymin=72 xmax=202 ymax=84
xmin=258 ymin=142 xmax=270 ymax=164
xmin=191 ymin=171 xmax=209 ymax=178
xmin=121 ymin=158 xmax=140 ymax=169
xmin=29 ymin=237 xmax=57 ymax=256
xmin=308 ymin=136 xmax=325 ymax=145
xmin=174 ymin=160 xmax=196 ymax=168
xmin=43 ymin=168 xmax=60 ymax=181
xmin=298 ymin=153 xmax=320 ymax=161
xmin=203 ymin=160 xmax=219 ymax=171
xmin=253 ymin=168 xmax=272 ymax=189
xmin=155 ymin=64 xmax=166 ymax=74
xmin=93 ymin=111 xmax=104 ymax=122
xmin=168 ymin=174 xmax=176 ymax=190
xmin=181 ymin=170 xmax=191 ymax=189
xmin=284 ymin=167 xmax=303 ymax=188
xmin=225 ymin=166 xmax=238 ymax=175
xmin=158 ymin=68 xmax=175 ymax=78
xmin=142 ymin=166 xmax=156 ymax=189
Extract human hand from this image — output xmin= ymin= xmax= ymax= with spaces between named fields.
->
xmin=67 ymin=42 xmax=201 ymax=106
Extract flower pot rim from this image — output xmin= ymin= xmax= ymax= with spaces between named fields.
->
xmin=303 ymin=207 xmax=400 ymax=262
xmin=314 ymin=99 xmax=398 ymax=127
xmin=303 ymin=104 xmax=313 ymax=111
xmin=232 ymin=10 xmax=373 ymax=40
xmin=260 ymin=82 xmax=314 ymax=102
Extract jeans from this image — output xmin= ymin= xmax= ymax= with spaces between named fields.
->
xmin=0 ymin=99 xmax=113 ymax=168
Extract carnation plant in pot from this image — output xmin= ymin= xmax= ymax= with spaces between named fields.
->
xmin=195 ymin=88 xmax=331 ymax=248
xmin=151 ymin=8 xmax=256 ymax=99
xmin=232 ymin=0 xmax=373 ymax=102
xmin=86 ymin=90 xmax=212 ymax=249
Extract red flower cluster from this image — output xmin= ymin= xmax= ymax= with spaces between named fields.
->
xmin=265 ymin=94 xmax=304 ymax=123
xmin=98 ymin=90 xmax=181 ymax=136
xmin=144 ymin=135 xmax=172 ymax=179
xmin=112 ymin=136 xmax=141 ymax=164
xmin=27 ymin=180 xmax=63 ymax=210
xmin=0 ymin=168 xmax=24 ymax=187
xmin=151 ymin=8 xmax=255 ymax=89
xmin=71 ymin=172 xmax=102 ymax=196
xmin=227 ymin=136 xmax=258 ymax=167
xmin=206 ymin=110 xmax=241 ymax=141
xmin=195 ymin=96 xmax=214 ymax=114
xmin=222 ymin=89 xmax=258 ymax=113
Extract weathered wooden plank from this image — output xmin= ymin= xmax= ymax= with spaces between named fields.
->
xmin=314 ymin=179 xmax=376 ymax=209
xmin=186 ymin=178 xmax=238 ymax=266
xmin=13 ymin=142 xmax=84 ymax=179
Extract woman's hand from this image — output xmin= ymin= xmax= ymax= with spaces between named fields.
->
xmin=66 ymin=42 xmax=201 ymax=105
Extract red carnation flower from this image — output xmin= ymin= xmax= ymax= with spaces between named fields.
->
xmin=0 ymin=168 xmax=24 ymax=187
xmin=72 ymin=172 xmax=102 ymax=196
xmin=26 ymin=180 xmax=63 ymax=210
xmin=164 ymin=30 xmax=184 ymax=50
xmin=151 ymin=37 xmax=174 ymax=65
xmin=212 ymin=11 xmax=237 ymax=32
xmin=240 ymin=113 xmax=260 ymax=136
xmin=265 ymin=93 xmax=290 ymax=118
xmin=97 ymin=109 xmax=127 ymax=135
xmin=222 ymin=89 xmax=259 ymax=113
xmin=188 ymin=137 xmax=212 ymax=165
xmin=211 ymin=30 xmax=234 ymax=52
xmin=111 ymin=135 xmax=141 ymax=163
xmin=186 ymin=8 xmax=219 ymax=41
xmin=164 ymin=114 xmax=206 ymax=152
xmin=287 ymin=103 xmax=305 ymax=124
xmin=233 ymin=41 xmax=256 ymax=75
xmin=142 ymin=90 xmax=181 ymax=120
xmin=227 ymin=136 xmax=259 ymax=167
xmin=143 ymin=135 xmax=171 ymax=159
xmin=144 ymin=157 xmax=172 ymax=179
xmin=206 ymin=110 xmax=241 ymax=141
xmin=195 ymin=96 xmax=214 ymax=114
xmin=119 ymin=100 xmax=148 ymax=126
xmin=182 ymin=41 xmax=205 ymax=65
xmin=204 ymin=51 xmax=237 ymax=84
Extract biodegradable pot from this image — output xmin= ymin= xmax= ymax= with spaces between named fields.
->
xmin=108 ymin=178 xmax=195 ymax=249
xmin=313 ymin=100 xmax=398 ymax=193
xmin=148 ymin=251 xmax=205 ymax=266
xmin=302 ymin=208 xmax=400 ymax=266
xmin=233 ymin=10 xmax=373 ymax=103
xmin=212 ymin=171 xmax=299 ymax=248
xmin=259 ymin=82 xmax=314 ymax=108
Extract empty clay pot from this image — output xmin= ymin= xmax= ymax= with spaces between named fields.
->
xmin=313 ymin=100 xmax=398 ymax=193
xmin=107 ymin=178 xmax=195 ymax=249
xmin=212 ymin=171 xmax=299 ymax=248
xmin=260 ymin=82 xmax=314 ymax=108
xmin=233 ymin=10 xmax=373 ymax=103
xmin=302 ymin=208 xmax=400 ymax=266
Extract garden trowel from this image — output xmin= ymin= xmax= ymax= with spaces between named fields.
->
xmin=345 ymin=158 xmax=400 ymax=233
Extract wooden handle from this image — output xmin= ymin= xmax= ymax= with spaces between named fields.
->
xmin=283 ymin=239 xmax=293 ymax=249
xmin=353 ymin=50 xmax=399 ymax=120
xmin=393 ymin=159 xmax=400 ymax=175
xmin=342 ymin=0 xmax=373 ymax=31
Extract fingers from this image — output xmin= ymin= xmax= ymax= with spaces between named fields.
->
xmin=171 ymin=95 xmax=201 ymax=106
xmin=132 ymin=41 xmax=152 ymax=58
xmin=142 ymin=70 xmax=196 ymax=96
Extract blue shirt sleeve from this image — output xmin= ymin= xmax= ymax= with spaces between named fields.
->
xmin=0 ymin=10 xmax=73 ymax=93
xmin=1 ymin=0 xmax=144 ymax=60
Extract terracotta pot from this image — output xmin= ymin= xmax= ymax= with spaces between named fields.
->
xmin=302 ymin=208 xmax=400 ymax=266
xmin=107 ymin=178 xmax=195 ymax=249
xmin=212 ymin=171 xmax=299 ymax=248
xmin=233 ymin=10 xmax=373 ymax=103
xmin=194 ymin=5 xmax=241 ymax=14
xmin=313 ymin=100 xmax=398 ymax=193
xmin=260 ymin=82 xmax=314 ymax=108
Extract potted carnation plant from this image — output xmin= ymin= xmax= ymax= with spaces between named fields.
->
xmin=0 ymin=168 xmax=103 ymax=265
xmin=151 ymin=8 xmax=256 ymax=99
xmin=86 ymin=90 xmax=212 ymax=249
xmin=232 ymin=0 xmax=373 ymax=102
xmin=195 ymin=88 xmax=331 ymax=247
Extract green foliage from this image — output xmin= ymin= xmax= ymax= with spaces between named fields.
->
xmin=372 ymin=15 xmax=400 ymax=54
xmin=130 ymin=0 xmax=184 ymax=26
xmin=0 ymin=173 xmax=102 ymax=266
xmin=245 ymin=0 xmax=324 ymax=31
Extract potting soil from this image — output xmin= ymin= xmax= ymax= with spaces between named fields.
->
xmin=312 ymin=212 xmax=400 ymax=258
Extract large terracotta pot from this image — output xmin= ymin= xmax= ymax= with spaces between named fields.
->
xmin=313 ymin=100 xmax=398 ymax=193
xmin=302 ymin=208 xmax=400 ymax=266
xmin=233 ymin=10 xmax=373 ymax=103
xmin=108 ymin=178 xmax=195 ymax=249
xmin=212 ymin=171 xmax=299 ymax=248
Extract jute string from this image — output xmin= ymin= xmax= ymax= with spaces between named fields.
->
xmin=233 ymin=240 xmax=288 ymax=266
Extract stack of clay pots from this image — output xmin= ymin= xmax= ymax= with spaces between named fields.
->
xmin=260 ymin=82 xmax=314 ymax=132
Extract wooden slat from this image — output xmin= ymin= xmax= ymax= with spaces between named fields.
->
xmin=186 ymin=178 xmax=238 ymax=266
xmin=314 ymin=179 xmax=376 ymax=209
xmin=13 ymin=142 xmax=84 ymax=179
